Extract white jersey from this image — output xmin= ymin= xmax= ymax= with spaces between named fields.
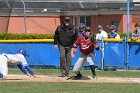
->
xmin=0 ymin=55 xmax=8 ymax=77
xmin=96 ymin=30 xmax=108 ymax=40
xmin=115 ymin=34 xmax=120 ymax=39
xmin=5 ymin=54 xmax=28 ymax=66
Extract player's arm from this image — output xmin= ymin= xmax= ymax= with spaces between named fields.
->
xmin=94 ymin=42 xmax=100 ymax=51
xmin=17 ymin=64 xmax=28 ymax=75
xmin=71 ymin=47 xmax=76 ymax=59
xmin=25 ymin=65 xmax=35 ymax=77
xmin=71 ymin=36 xmax=80 ymax=58
xmin=71 ymin=43 xmax=78 ymax=59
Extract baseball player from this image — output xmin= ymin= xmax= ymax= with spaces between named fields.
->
xmin=108 ymin=25 xmax=120 ymax=39
xmin=71 ymin=26 xmax=99 ymax=80
xmin=0 ymin=48 xmax=35 ymax=78
xmin=96 ymin=25 xmax=108 ymax=40
xmin=77 ymin=23 xmax=86 ymax=36
xmin=131 ymin=23 xmax=140 ymax=40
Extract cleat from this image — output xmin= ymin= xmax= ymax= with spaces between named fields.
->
xmin=72 ymin=75 xmax=82 ymax=80
xmin=91 ymin=75 xmax=97 ymax=80
xmin=58 ymin=74 xmax=65 ymax=77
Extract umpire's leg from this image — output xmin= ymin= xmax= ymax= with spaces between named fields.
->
xmin=65 ymin=47 xmax=72 ymax=76
xmin=58 ymin=44 xmax=67 ymax=76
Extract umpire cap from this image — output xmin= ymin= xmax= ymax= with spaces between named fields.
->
xmin=64 ymin=16 xmax=70 ymax=21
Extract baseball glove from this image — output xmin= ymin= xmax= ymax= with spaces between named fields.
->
xmin=89 ymin=33 xmax=96 ymax=43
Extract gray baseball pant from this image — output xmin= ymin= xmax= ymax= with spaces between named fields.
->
xmin=73 ymin=52 xmax=95 ymax=74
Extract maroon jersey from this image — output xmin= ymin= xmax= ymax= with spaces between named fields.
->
xmin=74 ymin=35 xmax=97 ymax=55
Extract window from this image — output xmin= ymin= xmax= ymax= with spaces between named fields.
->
xmin=80 ymin=16 xmax=91 ymax=26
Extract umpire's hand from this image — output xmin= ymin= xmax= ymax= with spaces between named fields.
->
xmin=54 ymin=45 xmax=57 ymax=49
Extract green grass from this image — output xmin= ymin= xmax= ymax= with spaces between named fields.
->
xmin=1 ymin=82 xmax=140 ymax=93
xmin=1 ymin=68 xmax=140 ymax=93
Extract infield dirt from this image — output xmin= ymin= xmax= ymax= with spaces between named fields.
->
xmin=1 ymin=74 xmax=140 ymax=83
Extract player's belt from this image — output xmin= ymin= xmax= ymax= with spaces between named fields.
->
xmin=4 ymin=55 xmax=8 ymax=59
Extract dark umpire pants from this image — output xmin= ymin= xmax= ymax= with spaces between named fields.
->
xmin=58 ymin=43 xmax=72 ymax=76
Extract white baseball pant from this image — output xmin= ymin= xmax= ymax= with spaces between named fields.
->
xmin=0 ymin=55 xmax=8 ymax=78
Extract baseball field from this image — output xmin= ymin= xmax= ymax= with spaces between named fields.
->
xmin=1 ymin=68 xmax=140 ymax=93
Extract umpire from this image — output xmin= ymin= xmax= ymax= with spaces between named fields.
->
xmin=54 ymin=16 xmax=78 ymax=77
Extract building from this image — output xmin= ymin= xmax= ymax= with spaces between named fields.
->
xmin=0 ymin=0 xmax=140 ymax=34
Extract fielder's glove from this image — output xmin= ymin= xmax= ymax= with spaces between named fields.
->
xmin=89 ymin=33 xmax=96 ymax=43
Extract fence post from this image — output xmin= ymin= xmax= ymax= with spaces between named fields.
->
xmin=20 ymin=0 xmax=27 ymax=33
xmin=124 ymin=0 xmax=130 ymax=70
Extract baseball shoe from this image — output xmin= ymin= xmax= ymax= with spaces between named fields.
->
xmin=91 ymin=75 xmax=97 ymax=80
xmin=72 ymin=74 xmax=82 ymax=80
xmin=58 ymin=74 xmax=65 ymax=77
xmin=58 ymin=73 xmax=69 ymax=77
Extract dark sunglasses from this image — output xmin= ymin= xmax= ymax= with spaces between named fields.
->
xmin=85 ymin=30 xmax=91 ymax=32
xmin=65 ymin=20 xmax=70 ymax=22
xmin=110 ymin=29 xmax=115 ymax=30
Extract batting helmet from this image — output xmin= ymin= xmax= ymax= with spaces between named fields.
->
xmin=17 ymin=48 xmax=27 ymax=56
xmin=98 ymin=25 xmax=103 ymax=29
xmin=109 ymin=25 xmax=117 ymax=30
xmin=79 ymin=23 xmax=86 ymax=29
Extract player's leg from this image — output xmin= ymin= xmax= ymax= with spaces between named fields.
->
xmin=0 ymin=55 xmax=8 ymax=78
xmin=17 ymin=64 xmax=28 ymax=75
xmin=25 ymin=65 xmax=35 ymax=77
xmin=72 ymin=54 xmax=86 ymax=80
xmin=87 ymin=53 xmax=97 ymax=79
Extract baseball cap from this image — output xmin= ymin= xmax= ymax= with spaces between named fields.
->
xmin=64 ymin=16 xmax=70 ymax=21
xmin=17 ymin=48 xmax=27 ymax=56
xmin=109 ymin=25 xmax=116 ymax=30
xmin=98 ymin=25 xmax=103 ymax=29
xmin=79 ymin=23 xmax=86 ymax=29
xmin=85 ymin=26 xmax=91 ymax=31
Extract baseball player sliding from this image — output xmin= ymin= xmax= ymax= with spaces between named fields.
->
xmin=0 ymin=54 xmax=8 ymax=78
xmin=71 ymin=26 xmax=99 ymax=80
xmin=0 ymin=48 xmax=35 ymax=79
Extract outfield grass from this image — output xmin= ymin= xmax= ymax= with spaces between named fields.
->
xmin=1 ymin=68 xmax=140 ymax=93
xmin=1 ymin=82 xmax=140 ymax=93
